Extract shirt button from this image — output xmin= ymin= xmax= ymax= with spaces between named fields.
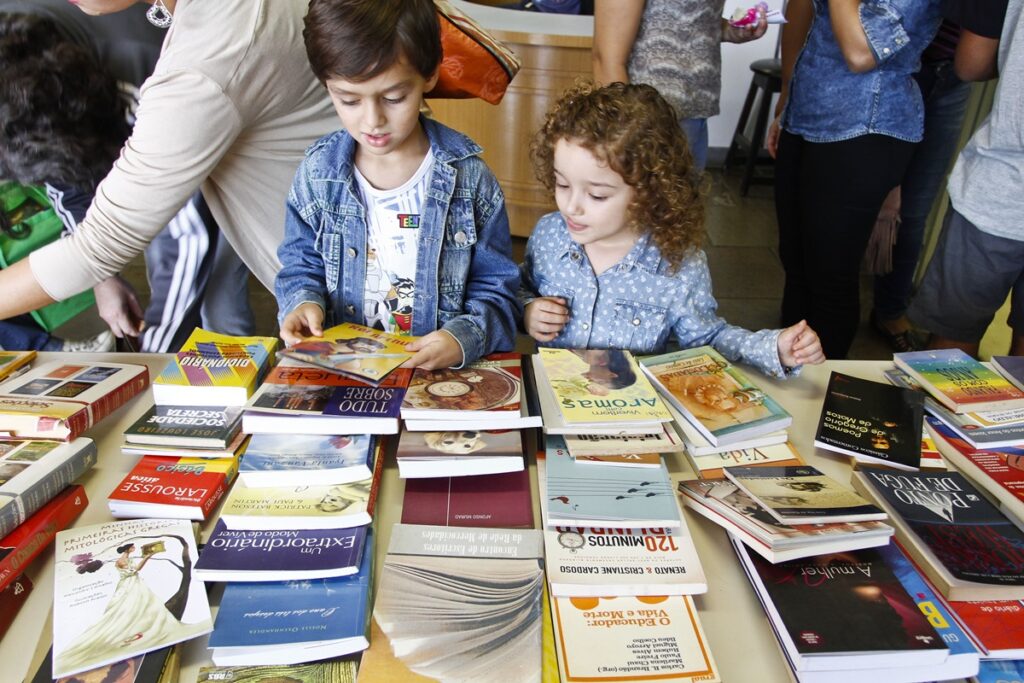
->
xmin=570 ymin=252 xmax=580 ymax=261
xmin=882 ymin=47 xmax=891 ymax=55
xmin=632 ymin=318 xmax=641 ymax=326
xmin=581 ymin=322 xmax=589 ymax=330
xmin=345 ymin=304 xmax=355 ymax=315
xmin=346 ymin=247 xmax=357 ymax=258
xmin=454 ymin=231 xmax=468 ymax=244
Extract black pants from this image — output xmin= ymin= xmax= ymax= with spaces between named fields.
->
xmin=775 ymin=131 xmax=915 ymax=359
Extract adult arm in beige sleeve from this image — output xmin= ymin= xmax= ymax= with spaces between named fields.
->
xmin=593 ymin=0 xmax=645 ymax=85
xmin=0 ymin=70 xmax=244 ymax=319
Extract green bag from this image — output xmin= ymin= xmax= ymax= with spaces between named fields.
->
xmin=0 ymin=182 xmax=95 ymax=332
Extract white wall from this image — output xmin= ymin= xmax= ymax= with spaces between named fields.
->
xmin=711 ymin=23 xmax=782 ymax=149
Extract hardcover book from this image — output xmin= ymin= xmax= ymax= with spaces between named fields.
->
xmin=853 ymin=468 xmax=1024 ymax=601
xmin=197 ymin=662 xmax=357 ymax=683
xmin=52 ymin=518 xmax=213 ymax=678
xmin=0 ymin=437 xmax=96 ymax=537
xmin=0 ymin=572 xmax=31 ymax=640
xmin=0 ymin=361 xmax=149 ymax=440
xmin=0 ymin=350 xmax=34 ymax=383
xmin=396 ymin=428 xmax=524 ymax=478
xmin=238 ymin=433 xmax=374 ymax=487
xmin=992 ymin=355 xmax=1024 ymax=393
xmin=195 ymin=519 xmax=367 ymax=582
xmin=107 ymin=453 xmax=239 ymax=521
xmin=400 ymin=468 xmax=534 ymax=528
xmin=278 ymin=322 xmax=413 ymax=385
xmin=640 ymin=346 xmax=792 ymax=446
xmin=123 ymin=404 xmax=242 ymax=449
xmin=153 ymin=329 xmax=278 ymax=407
xmin=685 ymin=441 xmax=803 ymax=480
xmin=814 ymin=371 xmax=924 ymax=470
xmin=893 ymin=349 xmax=1024 ymax=414
xmin=0 ymin=484 xmax=87 ymax=591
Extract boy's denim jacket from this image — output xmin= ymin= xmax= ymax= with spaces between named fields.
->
xmin=783 ymin=0 xmax=942 ymax=143
xmin=276 ymin=117 xmax=521 ymax=366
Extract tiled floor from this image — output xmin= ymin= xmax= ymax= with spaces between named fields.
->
xmin=62 ymin=167 xmax=894 ymax=360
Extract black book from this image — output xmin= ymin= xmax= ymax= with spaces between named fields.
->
xmin=123 ymin=404 xmax=242 ymax=449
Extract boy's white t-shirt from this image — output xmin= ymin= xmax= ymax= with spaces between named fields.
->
xmin=354 ymin=150 xmax=435 ymax=335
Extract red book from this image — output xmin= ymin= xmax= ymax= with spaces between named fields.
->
xmin=107 ymin=453 xmax=238 ymax=521
xmin=0 ymin=484 xmax=88 ymax=592
xmin=401 ymin=468 xmax=534 ymax=528
xmin=946 ymin=598 xmax=1024 ymax=658
xmin=0 ymin=573 xmax=32 ymax=639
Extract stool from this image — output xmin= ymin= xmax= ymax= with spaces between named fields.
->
xmin=723 ymin=58 xmax=782 ymax=196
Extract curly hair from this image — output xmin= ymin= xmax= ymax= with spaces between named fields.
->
xmin=531 ymin=81 xmax=706 ymax=270
xmin=0 ymin=13 xmax=129 ymax=191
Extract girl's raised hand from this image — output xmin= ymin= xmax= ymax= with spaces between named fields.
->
xmin=777 ymin=319 xmax=825 ymax=368
xmin=525 ymin=296 xmax=570 ymax=343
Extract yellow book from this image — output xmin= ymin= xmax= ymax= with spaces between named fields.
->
xmin=279 ymin=323 xmax=415 ymax=385
xmin=0 ymin=350 xmax=34 ymax=383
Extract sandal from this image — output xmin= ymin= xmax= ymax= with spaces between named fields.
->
xmin=870 ymin=311 xmax=923 ymax=353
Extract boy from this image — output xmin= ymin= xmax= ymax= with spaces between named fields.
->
xmin=276 ymin=0 xmax=521 ymax=370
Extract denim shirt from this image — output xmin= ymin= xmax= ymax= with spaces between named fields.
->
xmin=783 ymin=0 xmax=942 ymax=143
xmin=276 ymin=117 xmax=521 ymax=366
xmin=520 ymin=213 xmax=793 ymax=378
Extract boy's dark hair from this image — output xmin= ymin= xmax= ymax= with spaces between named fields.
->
xmin=0 ymin=13 xmax=129 ymax=191
xmin=304 ymin=0 xmax=442 ymax=83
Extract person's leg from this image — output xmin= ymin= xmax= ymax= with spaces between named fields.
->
xmin=0 ymin=316 xmax=60 ymax=351
xmin=680 ymin=117 xmax=709 ymax=173
xmin=775 ymin=130 xmax=810 ymax=328
xmin=199 ymin=233 xmax=256 ymax=337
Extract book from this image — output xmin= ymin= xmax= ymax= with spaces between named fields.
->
xmin=551 ymin=594 xmax=719 ymax=683
xmin=973 ymin=660 xmax=1024 ymax=683
xmin=0 ymin=572 xmax=31 ymax=639
xmin=0 ymin=350 xmax=34 ymax=383
xmin=893 ymin=349 xmax=1024 ymax=414
xmin=723 ymin=465 xmax=886 ymax=525
xmin=672 ymin=397 xmax=788 ymax=457
xmin=684 ymin=441 xmax=804 ymax=480
xmin=107 ymin=453 xmax=239 ymax=520
xmin=123 ymin=404 xmax=242 ymax=449
xmin=121 ymin=430 xmax=248 ymax=460
xmin=278 ymin=322 xmax=413 ymax=385
xmin=0 ymin=437 xmax=96 ymax=537
xmin=357 ymin=524 xmax=544 ymax=683
xmin=400 ymin=468 xmax=534 ymax=528
xmin=0 ymin=361 xmax=149 ymax=441
xmin=209 ymin=532 xmax=374 ymax=666
xmin=813 ymin=371 xmax=924 ymax=470
xmin=541 ymin=435 xmax=680 ymax=529
xmin=197 ymin=661 xmax=357 ymax=682
xmin=532 ymin=348 xmax=672 ymax=435
xmin=677 ymin=478 xmax=893 ymax=563
xmin=945 ymin=598 xmax=1024 ymax=659
xmin=575 ymin=451 xmax=663 ymax=467
xmin=52 ymin=518 xmax=213 ymax=677
xmin=852 ymin=468 xmax=1024 ymax=601
xmin=152 ymin=329 xmax=278 ymax=406
xmin=640 ymin=346 xmax=792 ymax=446
xmin=561 ymin=424 xmax=682 ymax=458
xmin=30 ymin=645 xmax=178 ymax=683
xmin=396 ymin=428 xmax=524 ymax=478
xmin=195 ymin=519 xmax=368 ymax=582
xmin=0 ymin=484 xmax=87 ymax=591
xmin=243 ymin=360 xmax=410 ymax=435
xmin=238 ymin=433 xmax=375 ymax=487
xmin=992 ymin=355 xmax=1024 ymax=394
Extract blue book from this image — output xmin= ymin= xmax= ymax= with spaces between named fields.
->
xmin=238 ymin=433 xmax=374 ymax=487
xmin=541 ymin=435 xmax=679 ymax=529
xmin=209 ymin=532 xmax=373 ymax=666
xmin=975 ymin=660 xmax=1024 ymax=683
xmin=195 ymin=519 xmax=367 ymax=582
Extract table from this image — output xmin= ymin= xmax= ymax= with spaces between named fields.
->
xmin=1 ymin=355 xmax=968 ymax=682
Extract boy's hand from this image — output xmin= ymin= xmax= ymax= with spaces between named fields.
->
xmin=525 ymin=297 xmax=570 ymax=343
xmin=280 ymin=303 xmax=324 ymax=346
xmin=402 ymin=330 xmax=464 ymax=371
xmin=777 ymin=319 xmax=825 ymax=368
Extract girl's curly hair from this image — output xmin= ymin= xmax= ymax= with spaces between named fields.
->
xmin=531 ymin=81 xmax=706 ymax=271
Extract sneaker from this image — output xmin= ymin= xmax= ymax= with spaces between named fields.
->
xmin=60 ymin=330 xmax=116 ymax=353
xmin=870 ymin=311 xmax=923 ymax=353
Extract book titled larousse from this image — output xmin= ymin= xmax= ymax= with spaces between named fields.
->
xmin=107 ymin=453 xmax=239 ymax=521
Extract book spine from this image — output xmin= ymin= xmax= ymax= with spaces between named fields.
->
xmin=62 ymin=406 xmax=91 ymax=441
xmin=0 ymin=442 xmax=97 ymax=537
xmin=87 ymin=371 xmax=150 ymax=430
xmin=364 ymin=439 xmax=386 ymax=516
xmin=0 ymin=485 xmax=87 ymax=592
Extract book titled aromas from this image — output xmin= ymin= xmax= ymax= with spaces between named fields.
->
xmin=814 ymin=371 xmax=924 ymax=470
xmin=238 ymin=433 xmax=375 ymax=487
xmin=122 ymin=404 xmax=242 ymax=450
xmin=853 ymin=468 xmax=1024 ymax=601
xmin=724 ymin=465 xmax=885 ymax=525
xmin=0 ymin=361 xmax=149 ymax=441
xmin=894 ymin=348 xmax=1024 ymax=414
xmin=107 ymin=453 xmax=239 ymax=521
xmin=0 ymin=484 xmax=87 ymax=592
xmin=278 ymin=322 xmax=413 ymax=385
xmin=401 ymin=468 xmax=534 ymax=528
xmin=52 ymin=518 xmax=213 ymax=678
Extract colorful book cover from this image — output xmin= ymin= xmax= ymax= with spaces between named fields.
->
xmin=396 ymin=428 xmax=524 ymax=478
xmin=197 ymin=661 xmax=357 ymax=683
xmin=724 ymin=465 xmax=884 ymax=525
xmin=107 ymin=453 xmax=239 ymax=521
xmin=401 ymin=352 xmax=523 ymax=419
xmin=814 ymin=371 xmax=923 ymax=470
xmin=246 ymin=360 xmax=409 ymax=419
xmin=992 ymin=355 xmax=1024 ymax=394
xmin=894 ymin=349 xmax=1024 ymax=413
xmin=52 ymin=518 xmax=212 ymax=677
xmin=30 ymin=645 xmax=176 ymax=683
xmin=686 ymin=441 xmax=803 ymax=480
xmin=0 ymin=350 xmax=34 ymax=383
xmin=238 ymin=433 xmax=374 ymax=487
xmin=0 ymin=437 xmax=96 ymax=537
xmin=153 ymin=329 xmax=278 ymax=405
xmin=0 ymin=484 xmax=87 ymax=591
xmin=278 ymin=323 xmax=414 ymax=385
xmin=562 ymin=424 xmax=682 ymax=458
xmin=974 ymin=660 xmax=1024 ymax=683
xmin=195 ymin=519 xmax=367 ymax=582
xmin=400 ymin=469 xmax=534 ymax=528
xmin=945 ymin=598 xmax=1024 ymax=658
xmin=640 ymin=346 xmax=791 ymax=445
xmin=552 ymin=595 xmax=719 ymax=682
xmin=123 ymin=405 xmax=242 ymax=448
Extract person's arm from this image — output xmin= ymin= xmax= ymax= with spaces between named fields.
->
xmin=592 ymin=0 xmax=645 ymax=85
xmin=275 ymin=158 xmax=330 ymax=332
xmin=767 ymin=0 xmax=814 ymax=157
xmin=828 ymin=0 xmax=877 ymax=72
xmin=955 ymin=29 xmax=1001 ymax=80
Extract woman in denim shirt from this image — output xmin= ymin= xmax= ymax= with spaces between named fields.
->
xmin=767 ymin=0 xmax=942 ymax=359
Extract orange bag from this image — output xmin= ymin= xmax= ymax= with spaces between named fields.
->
xmin=431 ymin=0 xmax=522 ymax=104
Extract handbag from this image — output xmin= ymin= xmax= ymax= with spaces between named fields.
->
xmin=0 ymin=182 xmax=95 ymax=332
xmin=431 ymin=0 xmax=522 ymax=105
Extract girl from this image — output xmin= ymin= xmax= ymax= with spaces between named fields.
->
xmin=520 ymin=82 xmax=824 ymax=378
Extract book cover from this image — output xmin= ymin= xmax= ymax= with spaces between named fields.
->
xmin=153 ymin=329 xmax=278 ymax=406
xmin=640 ymin=346 xmax=792 ymax=446
xmin=278 ymin=323 xmax=413 ymax=385
xmin=0 ymin=437 xmax=96 ymax=537
xmin=238 ymin=433 xmax=374 ymax=487
xmin=0 ymin=361 xmax=149 ymax=440
xmin=542 ymin=435 xmax=680 ymax=529
xmin=401 ymin=352 xmax=524 ymax=422
xmin=0 ymin=350 xmax=34 ymax=383
xmin=552 ymin=595 xmax=719 ymax=683
xmin=52 ymin=518 xmax=212 ymax=677
xmin=0 ymin=483 xmax=87 ymax=591
xmin=0 ymin=572 xmax=31 ymax=639
xmin=992 ymin=355 xmax=1024 ymax=393
xmin=894 ymin=349 xmax=1024 ymax=413
xmin=974 ymin=660 xmax=1024 ymax=683
xmin=123 ymin=405 xmax=242 ymax=448
xmin=562 ymin=424 xmax=682 ymax=458
xmin=724 ymin=465 xmax=885 ymax=525
xmin=396 ymin=428 xmax=524 ymax=478
xmin=814 ymin=371 xmax=923 ymax=470
xmin=685 ymin=442 xmax=803 ymax=480
xmin=107 ymin=453 xmax=239 ymax=521
xmin=400 ymin=468 xmax=534 ymax=528
xmin=576 ymin=452 xmax=663 ymax=467
xmin=945 ymin=598 xmax=1024 ymax=658
xmin=358 ymin=524 xmax=544 ymax=683
xmin=30 ymin=645 xmax=176 ymax=683
xmin=197 ymin=661 xmax=357 ymax=683
xmin=209 ymin=532 xmax=373 ymax=666
xmin=195 ymin=519 xmax=367 ymax=582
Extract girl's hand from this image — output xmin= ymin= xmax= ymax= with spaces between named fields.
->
xmin=402 ymin=330 xmax=464 ymax=371
xmin=525 ymin=297 xmax=570 ymax=343
xmin=778 ymin=319 xmax=825 ymax=368
xmin=280 ymin=303 xmax=324 ymax=346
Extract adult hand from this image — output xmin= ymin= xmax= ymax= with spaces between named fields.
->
xmin=777 ymin=319 xmax=825 ymax=368
xmin=93 ymin=275 xmax=145 ymax=339
xmin=525 ymin=296 xmax=570 ymax=343
xmin=280 ymin=302 xmax=324 ymax=346
xmin=721 ymin=9 xmax=768 ymax=44
xmin=402 ymin=330 xmax=463 ymax=371
xmin=767 ymin=114 xmax=782 ymax=159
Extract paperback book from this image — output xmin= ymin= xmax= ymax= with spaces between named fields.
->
xmin=278 ymin=322 xmax=413 ymax=385
xmin=0 ymin=483 xmax=87 ymax=591
xmin=52 ymin=518 xmax=213 ymax=678
xmin=561 ymin=424 xmax=682 ymax=458
xmin=400 ymin=468 xmax=534 ymax=528
xmin=0 ymin=350 xmax=34 ymax=383
xmin=974 ymin=661 xmax=1024 ymax=683
xmin=640 ymin=346 xmax=792 ymax=446
xmin=30 ymin=644 xmax=178 ymax=683
xmin=107 ymin=453 xmax=239 ymax=521
xmin=396 ymin=428 xmax=524 ymax=478
xmin=238 ymin=433 xmax=374 ymax=487
xmin=575 ymin=451 xmax=662 ymax=467
xmin=894 ymin=349 xmax=1024 ymax=414
xmin=197 ymin=662 xmax=357 ymax=683
xmin=153 ymin=329 xmax=278 ymax=406
xmin=123 ymin=405 xmax=242 ymax=449
xmin=992 ymin=355 xmax=1024 ymax=393
xmin=684 ymin=441 xmax=803 ymax=480
xmin=673 ymin=398 xmax=789 ymax=457
xmin=0 ymin=437 xmax=96 ymax=537
xmin=945 ymin=598 xmax=1024 ymax=659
